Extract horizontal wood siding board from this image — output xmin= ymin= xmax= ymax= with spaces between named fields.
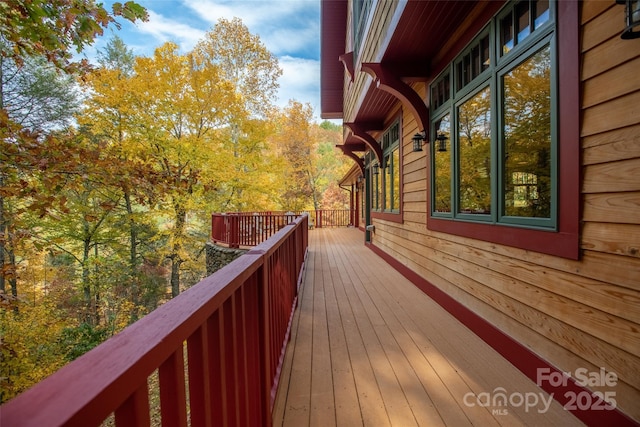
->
xmin=581 ymin=4 xmax=623 ymax=52
xmin=581 ymin=222 xmax=640 ymax=259
xmin=582 ymin=91 xmax=640 ymax=137
xmin=580 ymin=250 xmax=640 ymax=292
xmin=583 ymin=192 xmax=640 ymax=224
xmin=582 ymin=57 xmax=640 ymax=109
xmin=581 ymin=36 xmax=640 ymax=81
xmin=583 ymin=158 xmax=640 ymax=193
xmin=581 ymin=1 xmax=612 ymax=25
xmin=582 ymin=123 xmax=640 ymax=164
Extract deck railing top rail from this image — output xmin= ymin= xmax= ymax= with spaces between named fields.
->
xmin=1 ymin=215 xmax=309 ymax=427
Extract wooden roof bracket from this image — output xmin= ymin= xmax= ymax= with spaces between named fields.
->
xmin=343 ymin=121 xmax=384 ymax=164
xmin=361 ymin=62 xmax=430 ymax=140
xmin=339 ymin=52 xmax=355 ymax=82
xmin=336 ymin=144 xmax=365 ymax=173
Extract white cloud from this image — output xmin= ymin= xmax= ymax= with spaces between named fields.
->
xmin=266 ymin=23 xmax=319 ymax=56
xmin=135 ymin=10 xmax=206 ymax=52
xmin=183 ymin=0 xmax=317 ymax=56
xmin=277 ymin=56 xmax=320 ymax=113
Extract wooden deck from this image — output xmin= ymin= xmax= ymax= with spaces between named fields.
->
xmin=272 ymin=228 xmax=584 ymax=426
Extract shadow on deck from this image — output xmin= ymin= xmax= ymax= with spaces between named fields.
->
xmin=273 ymin=228 xmax=583 ymax=427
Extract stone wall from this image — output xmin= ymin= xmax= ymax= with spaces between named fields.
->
xmin=205 ymin=243 xmax=247 ymax=275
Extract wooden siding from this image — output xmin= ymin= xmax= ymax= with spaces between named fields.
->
xmin=345 ymin=2 xmax=399 ymax=122
xmin=350 ymin=0 xmax=640 ymax=423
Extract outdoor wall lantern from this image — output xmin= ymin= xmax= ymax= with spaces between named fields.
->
xmin=372 ymin=164 xmax=380 ymax=175
xmin=436 ymin=132 xmax=448 ymax=152
xmin=412 ymin=131 xmax=427 ymax=152
xmin=617 ymin=0 xmax=640 ymax=39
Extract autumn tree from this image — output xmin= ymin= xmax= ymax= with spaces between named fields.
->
xmin=0 ymin=0 xmax=147 ymax=73
xmin=194 ymin=18 xmax=282 ymax=211
xmin=0 ymin=1 xmax=147 ymax=401
xmin=1 ymin=0 xmax=147 ymax=299
xmin=128 ymin=42 xmax=236 ymax=297
xmin=0 ymin=48 xmax=81 ymax=301
xmin=315 ymin=121 xmax=351 ymax=209
xmin=271 ymin=101 xmax=319 ymax=211
xmin=78 ymin=36 xmax=163 ymax=319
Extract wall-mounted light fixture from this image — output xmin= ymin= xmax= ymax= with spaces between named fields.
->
xmin=412 ymin=131 xmax=427 ymax=152
xmin=436 ymin=132 xmax=448 ymax=152
xmin=372 ymin=163 xmax=380 ymax=175
xmin=617 ymin=0 xmax=640 ymax=39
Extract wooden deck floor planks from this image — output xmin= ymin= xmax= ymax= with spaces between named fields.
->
xmin=272 ymin=228 xmax=584 ymax=426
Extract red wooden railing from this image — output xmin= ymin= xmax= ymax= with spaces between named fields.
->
xmin=1 ymin=215 xmax=309 ymax=427
xmin=212 ymin=210 xmax=353 ymax=248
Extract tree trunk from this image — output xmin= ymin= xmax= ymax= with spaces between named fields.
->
xmin=170 ymin=203 xmax=186 ymax=298
xmin=0 ymin=188 xmax=5 ymax=294
xmin=124 ymin=191 xmax=140 ymax=320
xmin=82 ymin=225 xmax=92 ymax=324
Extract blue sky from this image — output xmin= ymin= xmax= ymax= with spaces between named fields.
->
xmin=83 ymin=0 xmax=323 ymax=117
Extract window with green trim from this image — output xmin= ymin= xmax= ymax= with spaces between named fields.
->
xmin=430 ymin=0 xmax=555 ymax=229
xmin=382 ymin=122 xmax=400 ymax=212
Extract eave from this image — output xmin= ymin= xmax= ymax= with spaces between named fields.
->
xmin=320 ymin=0 xmax=505 ymax=126
xmin=320 ymin=0 xmax=347 ymax=119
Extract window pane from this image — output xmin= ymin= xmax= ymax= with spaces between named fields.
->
xmin=534 ymin=0 xmax=550 ymax=29
xmin=392 ymin=148 xmax=400 ymax=210
xmin=516 ymin=1 xmax=531 ymax=43
xmin=434 ymin=114 xmax=452 ymax=213
xmin=503 ymin=45 xmax=551 ymax=218
xmin=375 ymin=167 xmax=382 ymax=210
xmin=471 ymin=45 xmax=480 ymax=78
xmin=384 ymin=156 xmax=391 ymax=210
xmin=432 ymin=74 xmax=450 ymax=110
xmin=501 ymin=11 xmax=514 ymax=55
xmin=481 ymin=35 xmax=490 ymax=71
xmin=458 ymin=87 xmax=492 ymax=215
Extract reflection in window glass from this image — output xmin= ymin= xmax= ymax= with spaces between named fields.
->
xmin=384 ymin=156 xmax=391 ymax=211
xmin=501 ymin=12 xmax=514 ymax=54
xmin=431 ymin=74 xmax=450 ymax=111
xmin=458 ymin=87 xmax=491 ymax=215
xmin=434 ymin=115 xmax=451 ymax=213
xmin=516 ymin=1 xmax=531 ymax=43
xmin=534 ymin=0 xmax=550 ymax=29
xmin=481 ymin=36 xmax=490 ymax=70
xmin=360 ymin=181 xmax=365 ymax=215
xmin=457 ymin=34 xmax=490 ymax=91
xmin=392 ymin=148 xmax=400 ymax=210
xmin=503 ymin=46 xmax=551 ymax=218
xmin=502 ymin=0 xmax=550 ymax=56
xmin=375 ymin=167 xmax=382 ymax=210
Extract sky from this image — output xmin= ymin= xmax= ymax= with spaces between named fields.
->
xmin=82 ymin=0 xmax=324 ymax=119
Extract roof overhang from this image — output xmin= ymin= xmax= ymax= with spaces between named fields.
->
xmin=320 ymin=0 xmax=347 ymax=119
xmin=320 ymin=1 xmax=504 ymax=126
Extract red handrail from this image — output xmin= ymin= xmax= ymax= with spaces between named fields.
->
xmin=212 ymin=210 xmax=352 ymax=248
xmin=1 ymin=215 xmax=309 ymax=427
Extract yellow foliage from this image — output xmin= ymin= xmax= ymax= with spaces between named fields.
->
xmin=0 ymin=300 xmax=71 ymax=403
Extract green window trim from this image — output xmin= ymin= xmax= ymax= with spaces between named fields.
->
xmin=429 ymin=0 xmax=556 ymax=231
